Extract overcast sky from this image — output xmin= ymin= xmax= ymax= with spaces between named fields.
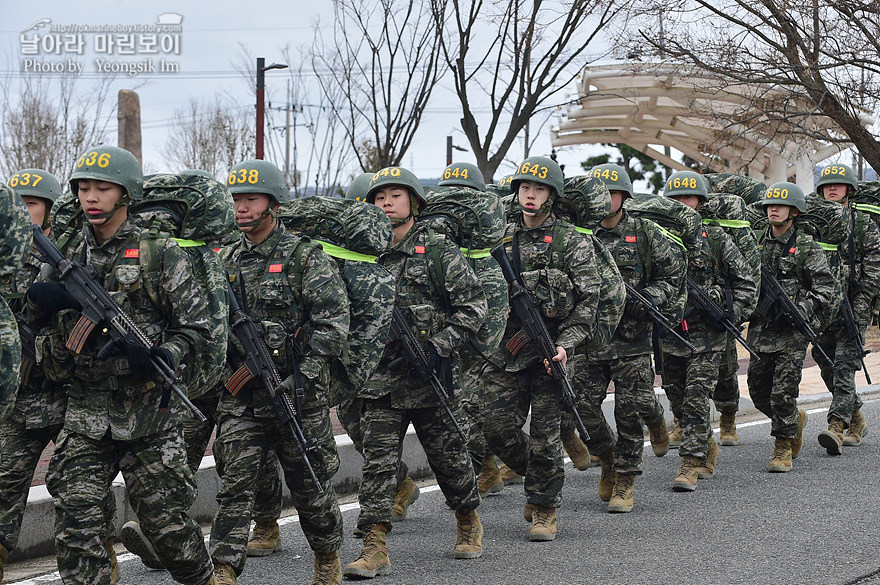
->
xmin=2 ymin=1 xmax=606 ymax=182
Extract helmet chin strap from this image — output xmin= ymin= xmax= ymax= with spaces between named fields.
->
xmin=768 ymin=208 xmax=794 ymax=227
xmin=87 ymin=197 xmax=129 ymax=225
xmin=238 ymin=206 xmax=276 ymax=229
xmin=519 ymin=194 xmax=554 ymax=217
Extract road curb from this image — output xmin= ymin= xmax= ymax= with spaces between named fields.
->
xmin=10 ymin=383 xmax=880 ymax=563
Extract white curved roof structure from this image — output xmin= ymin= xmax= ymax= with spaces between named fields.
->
xmin=551 ymin=62 xmax=873 ymax=192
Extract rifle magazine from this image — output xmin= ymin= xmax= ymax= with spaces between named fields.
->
xmin=225 ymin=365 xmax=254 ymax=396
xmin=66 ymin=315 xmax=97 ymax=354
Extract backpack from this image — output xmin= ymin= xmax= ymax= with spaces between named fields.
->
xmin=277 ymin=196 xmax=396 ymax=404
xmin=700 ymin=193 xmax=760 ymax=280
xmin=853 ymin=181 xmax=880 ymax=232
xmin=422 ymin=186 xmax=507 ymax=252
xmin=556 ymin=175 xmax=612 ymax=231
xmin=279 ymin=196 xmax=392 ymax=256
xmin=132 ymin=173 xmax=236 ymax=400
xmin=704 ymin=173 xmax=767 ymax=205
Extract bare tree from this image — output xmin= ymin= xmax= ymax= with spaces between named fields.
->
xmin=162 ymin=97 xmax=255 ymax=179
xmin=0 ymin=73 xmax=115 ymax=181
xmin=431 ymin=0 xmax=623 ymax=182
xmin=312 ymin=0 xmax=446 ymax=171
xmin=629 ymin=0 xmax=880 ymax=174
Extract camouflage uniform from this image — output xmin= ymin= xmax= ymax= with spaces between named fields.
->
xmin=748 ymin=225 xmax=838 ymax=436
xmin=356 ymin=222 xmax=487 ymax=530
xmin=560 ymin=211 xmax=683 ymax=474
xmin=481 ymin=214 xmax=601 ymax=508
xmin=812 ymin=205 xmax=880 ymax=424
xmin=31 ymin=218 xmax=215 ymax=585
xmin=209 ymin=221 xmax=349 ymax=576
xmin=663 ymin=225 xmax=757 ymax=458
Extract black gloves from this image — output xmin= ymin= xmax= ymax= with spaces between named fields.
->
xmin=27 ymin=282 xmax=81 ymax=313
xmin=128 ymin=345 xmax=175 ymax=375
xmin=424 ymin=343 xmax=454 ymax=389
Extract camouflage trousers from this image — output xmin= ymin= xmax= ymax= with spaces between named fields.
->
xmin=713 ymin=335 xmax=741 ymax=414
xmin=813 ymin=324 xmax=866 ymax=424
xmin=183 ymin=388 xmax=283 ymax=525
xmin=561 ymin=354 xmax=664 ymax=475
xmin=747 ymin=346 xmax=806 ymax=438
xmin=357 ymin=395 xmax=478 ymax=530
xmin=480 ymin=363 xmax=565 ymax=509
xmin=458 ymin=349 xmax=491 ymax=468
xmin=0 ymin=418 xmax=61 ymax=551
xmin=662 ymin=351 xmax=721 ymax=459
xmin=47 ymin=426 xmax=211 ymax=585
xmin=337 ymin=396 xmax=409 ymax=484
xmin=210 ymin=406 xmax=342 ymax=576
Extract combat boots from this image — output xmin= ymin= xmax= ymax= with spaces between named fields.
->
xmin=768 ymin=437 xmax=793 ymax=472
xmin=668 ymin=418 xmax=682 ymax=448
xmin=523 ymin=502 xmax=535 ymax=522
xmin=647 ymin=419 xmax=669 ymax=457
xmin=343 ymin=524 xmax=391 ymax=579
xmin=311 ymin=550 xmax=342 ymax=585
xmin=247 ymin=519 xmax=282 ymax=557
xmin=695 ymin=436 xmax=719 ymax=479
xmin=672 ymin=455 xmax=701 ymax=491
xmin=453 ymin=509 xmax=483 ymax=559
xmin=562 ymin=431 xmax=591 ymax=471
xmin=391 ymin=476 xmax=420 ymax=521
xmin=719 ymin=412 xmax=739 ymax=446
xmin=843 ymin=409 xmax=868 ymax=446
xmin=818 ymin=417 xmax=846 ymax=456
xmin=477 ymin=456 xmax=504 ymax=496
xmin=597 ymin=449 xmax=616 ymax=502
xmin=528 ymin=505 xmax=557 ymax=542
xmin=607 ymin=473 xmax=635 ymax=513
xmin=791 ymin=409 xmax=807 ymax=458
xmin=106 ymin=538 xmax=119 ymax=584
xmin=203 ymin=575 xmax=220 ymax=585
xmin=119 ymin=520 xmax=164 ymax=569
xmin=499 ymin=462 xmax=524 ymax=485
xmin=0 ymin=542 xmax=7 ymax=581
xmin=212 ymin=564 xmax=237 ymax=585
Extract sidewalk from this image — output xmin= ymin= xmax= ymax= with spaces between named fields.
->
xmin=9 ymin=350 xmax=880 ymax=563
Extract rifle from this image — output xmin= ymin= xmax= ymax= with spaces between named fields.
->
xmin=225 ymin=279 xmax=323 ymax=493
xmin=30 ymin=225 xmax=206 ymax=422
xmin=387 ymin=306 xmax=467 ymax=443
xmin=490 ymin=244 xmax=590 ymax=442
xmin=840 ymin=295 xmax=871 ymax=385
xmin=624 ymin=282 xmax=696 ymax=352
xmin=686 ymin=276 xmax=759 ymax=360
xmin=756 ymin=264 xmax=835 ymax=367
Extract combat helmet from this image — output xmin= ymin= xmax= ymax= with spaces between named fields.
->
xmin=70 ymin=145 xmax=143 ymax=202
xmin=510 ymin=156 xmax=565 ymax=216
xmin=438 ymin=162 xmax=486 ymax=191
xmin=664 ymin=170 xmax=708 ymax=202
xmin=366 ymin=166 xmax=427 ymax=221
xmin=762 ymin=181 xmax=806 ymax=213
xmin=345 ymin=173 xmax=375 ymax=201
xmin=9 ymin=168 xmax=63 ymax=204
xmin=226 ymin=160 xmax=289 ymax=204
xmin=816 ymin=163 xmax=858 ymax=197
xmin=588 ymin=163 xmax=633 ymax=199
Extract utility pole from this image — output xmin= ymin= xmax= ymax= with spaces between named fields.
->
xmin=285 ymin=78 xmax=291 ymax=187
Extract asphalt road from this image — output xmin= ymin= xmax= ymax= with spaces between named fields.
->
xmin=12 ymin=396 xmax=880 ymax=585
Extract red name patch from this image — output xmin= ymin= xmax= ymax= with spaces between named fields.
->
xmin=789 ymin=247 xmax=797 ymax=254
xmin=625 ymin=235 xmax=638 ymax=243
xmin=701 ymin=231 xmax=708 ymax=238
xmin=268 ymin=263 xmax=283 ymax=273
xmin=414 ymin=245 xmax=426 ymax=254
xmin=124 ymin=249 xmax=139 ymax=258
xmin=544 ymin=235 xmax=553 ymax=243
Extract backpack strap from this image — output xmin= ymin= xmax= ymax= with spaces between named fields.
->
xmin=426 ymin=226 xmax=451 ymax=312
xmin=138 ymin=236 xmax=165 ymax=310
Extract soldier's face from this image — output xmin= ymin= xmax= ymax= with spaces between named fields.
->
xmin=609 ymin=190 xmax=626 ymax=214
xmin=766 ymin=203 xmax=797 ymax=223
xmin=372 ymin=186 xmax=411 ymax=221
xmin=76 ymin=179 xmax=125 ymax=222
xmin=518 ymin=181 xmax=551 ymax=215
xmin=20 ymin=196 xmax=47 ymax=226
xmin=671 ymin=194 xmax=700 ymax=210
xmin=233 ymin=192 xmax=276 ymax=232
xmin=821 ymin=183 xmax=848 ymax=203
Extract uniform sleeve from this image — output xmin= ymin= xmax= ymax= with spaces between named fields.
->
xmin=298 ymin=245 xmax=350 ymax=377
xmin=718 ymin=231 xmax=758 ymax=324
xmin=641 ymin=222 xmax=684 ymax=308
xmin=156 ymin=240 xmax=213 ymax=367
xmin=800 ymin=238 xmax=840 ymax=327
xmin=853 ymin=214 xmax=880 ymax=320
xmin=429 ymin=239 xmax=487 ymax=357
xmin=556 ymin=229 xmax=601 ymax=350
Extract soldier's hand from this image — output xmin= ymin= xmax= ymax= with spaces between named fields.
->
xmin=543 ymin=346 xmax=567 ymax=375
xmin=27 ymin=282 xmax=81 ymax=313
xmin=127 ymin=345 xmax=175 ymax=375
